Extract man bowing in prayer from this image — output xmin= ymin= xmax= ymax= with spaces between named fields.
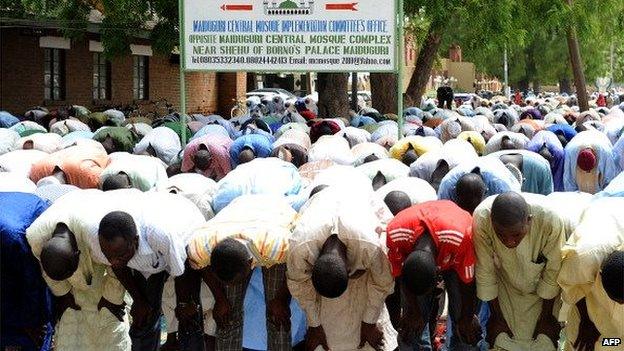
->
xmin=288 ymin=186 xmax=398 ymax=351
xmin=26 ymin=189 xmax=131 ymax=351
xmin=92 ymin=191 xmax=207 ymax=351
xmin=473 ymin=192 xmax=565 ymax=350
xmin=558 ymin=198 xmax=624 ymax=351
xmin=386 ymin=200 xmax=482 ymax=350
xmin=186 ymin=195 xmax=298 ymax=351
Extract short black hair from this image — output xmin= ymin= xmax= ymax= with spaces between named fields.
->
xmin=312 ymin=254 xmax=348 ymax=298
xmin=238 ymin=147 xmax=255 ymax=164
xmin=102 ymin=172 xmax=131 ymax=191
xmin=41 ymin=224 xmax=79 ymax=281
xmin=401 ymin=149 xmax=419 ymax=166
xmin=455 ymin=171 xmax=486 ymax=213
xmin=601 ymin=250 xmax=624 ymax=302
xmin=211 ymin=238 xmax=250 ymax=282
xmin=193 ymin=144 xmax=211 ymax=170
xmin=384 ymin=191 xmax=412 ymax=216
xmin=491 ymin=192 xmax=529 ymax=227
xmin=309 ymin=184 xmax=329 ymax=198
xmin=362 ymin=154 xmax=379 ymax=164
xmin=402 ymin=250 xmax=437 ymax=295
xmin=537 ymin=144 xmax=554 ymax=163
xmin=167 ymin=162 xmax=182 ymax=177
xmin=98 ymin=211 xmax=137 ymax=242
xmin=372 ymin=171 xmax=387 ymax=191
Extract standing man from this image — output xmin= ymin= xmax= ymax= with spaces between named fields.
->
xmin=386 ymin=200 xmax=482 ymax=350
xmin=288 ymin=186 xmax=398 ymax=351
xmin=1 ymin=193 xmax=54 ymax=351
xmin=25 ymin=189 xmax=131 ymax=351
xmin=558 ymin=198 xmax=624 ymax=351
xmin=473 ymin=192 xmax=565 ymax=350
xmin=186 ymin=195 xmax=298 ymax=351
xmin=91 ymin=191 xmax=206 ymax=351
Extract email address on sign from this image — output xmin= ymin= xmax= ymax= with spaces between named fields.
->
xmin=191 ymin=56 xmax=391 ymax=66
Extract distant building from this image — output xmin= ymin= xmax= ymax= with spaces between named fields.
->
xmin=0 ymin=12 xmax=246 ymax=116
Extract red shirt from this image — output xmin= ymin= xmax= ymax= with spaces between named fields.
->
xmin=386 ymin=200 xmax=476 ymax=284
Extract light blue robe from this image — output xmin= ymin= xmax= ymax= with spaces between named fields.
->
xmin=489 ymin=149 xmax=554 ymax=195
xmin=438 ymin=157 xmax=522 ymax=202
xmin=563 ymin=131 xmax=619 ymax=192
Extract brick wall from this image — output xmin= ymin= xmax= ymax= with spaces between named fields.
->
xmin=0 ymin=28 xmax=238 ymax=116
xmin=217 ymin=72 xmax=248 ymax=117
xmin=1 ymin=29 xmax=45 ymax=113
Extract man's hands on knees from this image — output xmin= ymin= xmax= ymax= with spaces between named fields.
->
xmin=486 ymin=301 xmax=513 ymax=346
xmin=398 ymin=306 xmax=425 ymax=343
xmin=130 ymin=298 xmax=154 ymax=328
xmin=55 ymin=292 xmax=81 ymax=321
xmin=533 ymin=311 xmax=561 ymax=346
xmin=306 ymin=325 xmax=330 ymax=351
xmin=267 ymin=297 xmax=291 ymax=328
xmin=359 ymin=322 xmax=384 ymax=351
xmin=457 ymin=314 xmax=482 ymax=346
xmin=98 ymin=297 xmax=126 ymax=322
xmin=212 ymin=297 xmax=232 ymax=328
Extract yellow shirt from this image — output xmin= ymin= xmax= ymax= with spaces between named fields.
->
xmin=473 ymin=193 xmax=566 ymax=350
xmin=558 ymin=198 xmax=624 ymax=351
xmin=26 ymin=189 xmax=126 ymax=307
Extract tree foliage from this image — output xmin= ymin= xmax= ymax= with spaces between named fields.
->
xmin=2 ymin=0 xmax=178 ymax=59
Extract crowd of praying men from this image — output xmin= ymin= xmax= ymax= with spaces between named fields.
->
xmin=1 ymin=91 xmax=623 ymax=351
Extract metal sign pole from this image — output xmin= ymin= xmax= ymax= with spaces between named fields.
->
xmin=397 ymin=0 xmax=405 ymax=139
xmin=179 ymin=0 xmax=188 ymax=147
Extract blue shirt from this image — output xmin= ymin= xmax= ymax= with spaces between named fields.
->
xmin=0 ymin=192 xmax=53 ymax=351
xmin=229 ymin=134 xmax=274 ymax=168
xmin=0 ymin=111 xmax=20 ymax=128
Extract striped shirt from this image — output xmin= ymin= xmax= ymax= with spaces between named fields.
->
xmin=386 ymin=200 xmax=476 ymax=284
xmin=186 ymin=195 xmax=296 ymax=270
xmin=88 ymin=190 xmax=205 ymax=277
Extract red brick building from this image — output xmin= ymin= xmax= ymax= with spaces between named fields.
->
xmin=1 ymin=26 xmax=246 ymax=116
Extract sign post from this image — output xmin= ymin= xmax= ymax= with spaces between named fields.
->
xmin=179 ymin=0 xmax=188 ymax=146
xmin=396 ymin=0 xmax=404 ymax=138
xmin=179 ymin=0 xmax=402 ymax=142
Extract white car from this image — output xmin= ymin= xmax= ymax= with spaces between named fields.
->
xmin=246 ymin=88 xmax=298 ymax=106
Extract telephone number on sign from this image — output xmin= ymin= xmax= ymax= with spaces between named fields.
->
xmin=191 ymin=56 xmax=289 ymax=64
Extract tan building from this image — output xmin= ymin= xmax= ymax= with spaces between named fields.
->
xmin=1 ymin=23 xmax=246 ymax=116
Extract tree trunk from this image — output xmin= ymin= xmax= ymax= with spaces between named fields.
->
xmin=350 ymin=72 xmax=358 ymax=111
xmin=370 ymin=73 xmax=398 ymax=114
xmin=566 ymin=0 xmax=589 ymax=111
xmin=405 ymin=26 xmax=442 ymax=103
xmin=316 ymin=73 xmax=349 ymax=118
xmin=518 ymin=79 xmax=529 ymax=94
xmin=532 ymin=80 xmax=541 ymax=94
xmin=525 ymin=45 xmax=537 ymax=93
xmin=559 ymin=77 xmax=571 ymax=94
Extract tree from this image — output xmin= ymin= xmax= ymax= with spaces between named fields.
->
xmin=402 ymin=0 xmax=520 ymax=101
xmin=316 ymin=73 xmax=349 ymax=118
xmin=461 ymin=0 xmax=624 ymax=101
xmin=370 ymin=73 xmax=398 ymax=114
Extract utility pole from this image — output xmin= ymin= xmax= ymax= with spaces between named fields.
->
xmin=610 ymin=41 xmax=615 ymax=84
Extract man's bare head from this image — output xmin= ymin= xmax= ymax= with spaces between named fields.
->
xmin=384 ymin=190 xmax=412 ymax=216
xmin=455 ymin=171 xmax=486 ymax=214
xmin=238 ymin=147 xmax=256 ymax=165
xmin=491 ymin=192 xmax=531 ymax=248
